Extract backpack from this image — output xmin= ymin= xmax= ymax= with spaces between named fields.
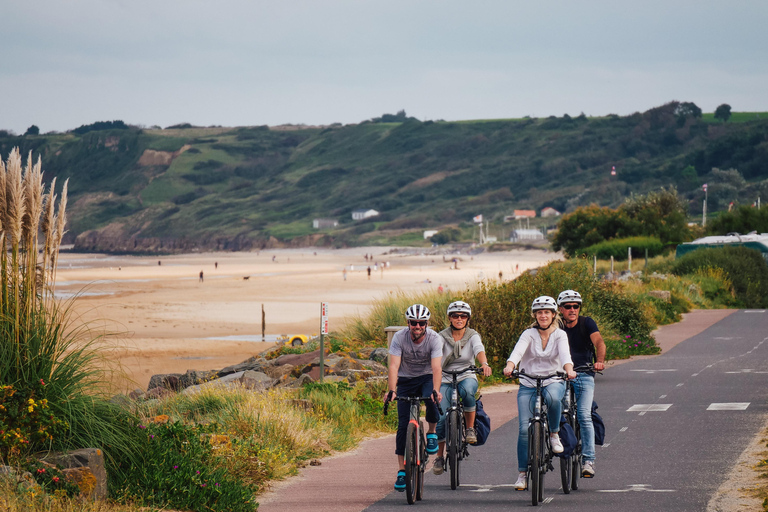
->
xmin=591 ymin=401 xmax=605 ymax=445
xmin=556 ymin=415 xmax=577 ymax=458
xmin=472 ymin=396 xmax=491 ymax=446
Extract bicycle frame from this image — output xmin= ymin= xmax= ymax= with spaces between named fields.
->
xmin=442 ymin=366 xmax=482 ymax=489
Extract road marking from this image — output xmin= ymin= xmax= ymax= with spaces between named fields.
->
xmin=743 ymin=310 xmax=765 ymax=313
xmin=676 ymin=383 xmax=684 ymax=387
xmin=707 ymin=402 xmax=750 ymax=411
xmin=464 ymin=484 xmax=517 ymax=492
xmin=725 ymin=369 xmax=768 ymax=374
xmin=543 ymin=497 xmax=554 ymax=504
xmin=620 ymin=427 xmax=628 ymax=432
xmin=691 ymin=373 xmax=699 ymax=377
xmin=628 ymin=404 xmax=672 ymax=412
xmin=630 ymin=369 xmax=677 ymax=374
xmin=602 ymin=443 xmax=610 ymax=447
xmin=714 ymin=337 xmax=741 ymax=340
xmin=659 ymin=394 xmax=667 ymax=399
xmin=597 ymin=484 xmax=675 ymax=493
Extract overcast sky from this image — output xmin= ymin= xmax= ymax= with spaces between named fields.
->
xmin=1 ymin=1 xmax=766 ymax=134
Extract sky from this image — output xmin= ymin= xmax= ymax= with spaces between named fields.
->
xmin=1 ymin=1 xmax=766 ymax=134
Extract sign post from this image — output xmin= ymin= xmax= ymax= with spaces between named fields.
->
xmin=320 ymin=302 xmax=329 ymax=383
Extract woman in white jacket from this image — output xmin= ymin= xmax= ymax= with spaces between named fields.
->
xmin=503 ymin=296 xmax=577 ymax=490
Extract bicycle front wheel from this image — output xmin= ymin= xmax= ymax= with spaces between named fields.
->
xmin=404 ymin=422 xmax=418 ymax=504
xmin=560 ymin=451 xmax=572 ymax=494
xmin=530 ymin=423 xmax=541 ymax=506
xmin=572 ymin=422 xmax=582 ymax=490
xmin=416 ymin=422 xmax=425 ymax=501
xmin=448 ymin=410 xmax=460 ymax=489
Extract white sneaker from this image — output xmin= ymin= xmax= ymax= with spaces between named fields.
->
xmin=582 ymin=461 xmax=595 ymax=478
xmin=550 ymin=433 xmax=564 ymax=454
xmin=514 ymin=472 xmax=527 ymax=490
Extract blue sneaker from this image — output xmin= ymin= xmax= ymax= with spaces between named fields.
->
xmin=394 ymin=470 xmax=406 ymax=492
xmin=426 ymin=433 xmax=439 ymax=455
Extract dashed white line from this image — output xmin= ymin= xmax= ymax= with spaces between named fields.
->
xmin=676 ymin=383 xmax=684 ymax=387
xmin=707 ymin=403 xmax=750 ymax=411
xmin=628 ymin=404 xmax=672 ymax=412
xmin=659 ymin=394 xmax=667 ymax=399
xmin=620 ymin=427 xmax=628 ymax=432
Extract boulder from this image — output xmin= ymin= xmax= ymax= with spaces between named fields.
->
xmin=217 ymin=356 xmax=271 ymax=378
xmin=274 ymin=349 xmax=326 ymax=367
xmin=179 ymin=369 xmax=219 ymax=389
xmin=183 ymin=370 xmax=275 ymax=394
xmin=0 ymin=465 xmax=40 ymax=493
xmin=369 ymin=347 xmax=388 ymax=363
xmin=147 ymin=373 xmax=183 ymax=392
xmin=263 ymin=364 xmax=294 ymax=380
xmin=41 ymin=448 xmax=107 ymax=500
xmin=145 ymin=387 xmax=175 ymax=400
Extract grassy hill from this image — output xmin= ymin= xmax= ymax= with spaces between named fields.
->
xmin=2 ymin=101 xmax=767 ymax=253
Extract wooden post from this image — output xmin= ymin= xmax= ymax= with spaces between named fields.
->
xmin=261 ymin=304 xmax=265 ymax=342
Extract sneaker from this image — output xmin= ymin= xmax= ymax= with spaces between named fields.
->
xmin=550 ymin=433 xmax=564 ymax=454
xmin=432 ymin=456 xmax=445 ymax=475
xmin=465 ymin=427 xmax=478 ymax=445
xmin=394 ymin=470 xmax=406 ymax=491
xmin=426 ymin=433 xmax=439 ymax=455
xmin=582 ymin=461 xmax=595 ymax=478
xmin=514 ymin=472 xmax=527 ymax=490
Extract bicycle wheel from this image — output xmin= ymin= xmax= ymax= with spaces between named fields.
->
xmin=537 ymin=424 xmax=545 ymax=503
xmin=447 ymin=410 xmax=460 ymax=489
xmin=530 ymin=422 xmax=541 ymax=506
xmin=416 ymin=423 xmax=425 ymax=501
xmin=560 ymin=412 xmax=574 ymax=494
xmin=404 ymin=422 xmax=418 ymax=504
xmin=572 ymin=421 xmax=582 ymax=490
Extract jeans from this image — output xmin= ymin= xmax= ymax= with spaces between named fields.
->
xmin=571 ymin=373 xmax=596 ymax=463
xmin=516 ymin=381 xmax=565 ymax=472
xmin=436 ymin=378 xmax=479 ymax=442
xmin=395 ymin=374 xmax=439 ymax=456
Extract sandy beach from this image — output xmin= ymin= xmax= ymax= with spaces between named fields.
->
xmin=55 ymin=247 xmax=561 ymax=392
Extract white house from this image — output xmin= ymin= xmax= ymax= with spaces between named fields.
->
xmin=423 ymin=230 xmax=439 ymax=240
xmin=312 ymin=218 xmax=338 ymax=229
xmin=352 ymin=209 xmax=379 ymax=221
xmin=510 ymin=229 xmax=545 ymax=242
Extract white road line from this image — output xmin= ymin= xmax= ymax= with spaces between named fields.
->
xmin=620 ymin=427 xmax=628 ymax=432
xmin=676 ymin=383 xmax=684 ymax=387
xmin=707 ymin=402 xmax=750 ymax=411
xmin=743 ymin=310 xmax=766 ymax=313
xmin=659 ymin=394 xmax=667 ymax=399
xmin=597 ymin=484 xmax=675 ymax=493
xmin=630 ymin=369 xmax=677 ymax=373
xmin=628 ymin=404 xmax=672 ymax=412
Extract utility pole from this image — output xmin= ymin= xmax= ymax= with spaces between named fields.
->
xmin=702 ymin=183 xmax=708 ymax=227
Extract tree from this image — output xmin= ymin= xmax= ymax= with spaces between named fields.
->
xmin=24 ymin=125 xmax=40 ymax=136
xmin=674 ymin=102 xmax=702 ymax=119
xmin=714 ymin=104 xmax=732 ymax=123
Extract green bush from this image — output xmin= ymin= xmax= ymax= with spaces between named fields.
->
xmin=582 ymin=236 xmax=664 ymax=261
xmin=671 ymin=246 xmax=768 ymax=307
xmin=110 ymin=421 xmax=257 ymax=512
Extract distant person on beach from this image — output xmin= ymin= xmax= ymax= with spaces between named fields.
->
xmin=199 ymin=270 xmax=204 ymax=282
xmin=499 ymin=270 xmax=503 ymax=280
xmin=386 ymin=304 xmax=443 ymax=492
xmin=343 ymin=268 xmax=347 ymax=281
xmin=215 ymin=262 xmax=218 ymax=269
xmin=272 ymin=255 xmax=276 ymax=262
xmin=367 ymin=266 xmax=371 ymax=279
xmin=158 ymin=260 xmax=161 ymax=266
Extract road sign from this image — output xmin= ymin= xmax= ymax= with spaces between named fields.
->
xmin=321 ymin=302 xmax=329 ymax=335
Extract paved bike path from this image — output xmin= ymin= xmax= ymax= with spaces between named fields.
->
xmin=256 ymin=309 xmax=735 ymax=512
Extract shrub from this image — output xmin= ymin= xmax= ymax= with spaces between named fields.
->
xmin=671 ymin=246 xmax=768 ymax=307
xmin=582 ymin=236 xmax=664 ymax=261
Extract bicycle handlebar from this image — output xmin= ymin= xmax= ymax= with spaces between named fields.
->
xmin=383 ymin=390 xmax=443 ymax=416
xmin=572 ymin=363 xmax=603 ymax=375
xmin=511 ymin=369 xmax=566 ymax=381
xmin=442 ymin=366 xmax=484 ymax=376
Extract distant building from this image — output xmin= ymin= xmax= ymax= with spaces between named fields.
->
xmin=513 ymin=209 xmax=537 ymax=219
xmin=312 ymin=218 xmax=338 ymax=229
xmin=510 ymin=229 xmax=544 ymax=242
xmin=540 ymin=207 xmax=561 ymax=218
xmin=676 ymin=232 xmax=768 ymax=262
xmin=352 ymin=209 xmax=379 ymax=221
xmin=423 ymin=230 xmax=439 ymax=240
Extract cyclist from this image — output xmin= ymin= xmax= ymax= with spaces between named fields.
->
xmin=557 ymin=289 xmax=606 ymax=478
xmin=503 ymin=296 xmax=576 ymax=490
xmin=432 ymin=300 xmax=493 ymax=475
xmin=387 ymin=303 xmax=444 ymax=492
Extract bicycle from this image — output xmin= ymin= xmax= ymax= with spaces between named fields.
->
xmin=442 ymin=366 xmax=484 ymax=490
xmin=560 ymin=363 xmax=601 ymax=493
xmin=512 ymin=369 xmax=565 ymax=506
xmin=384 ymin=392 xmax=442 ymax=505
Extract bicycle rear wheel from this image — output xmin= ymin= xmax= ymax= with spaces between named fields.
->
xmin=560 ymin=412 xmax=574 ymax=494
xmin=530 ymin=423 xmax=541 ymax=506
xmin=404 ymin=422 xmax=418 ymax=504
xmin=448 ymin=410 xmax=460 ymax=489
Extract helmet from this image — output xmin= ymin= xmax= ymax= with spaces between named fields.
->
xmin=531 ymin=296 xmax=557 ymax=312
xmin=557 ymin=290 xmax=583 ymax=306
xmin=405 ymin=304 xmax=431 ymax=321
xmin=447 ymin=300 xmax=472 ymax=317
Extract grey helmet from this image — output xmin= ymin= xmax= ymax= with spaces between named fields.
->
xmin=405 ymin=303 xmax=431 ymax=321
xmin=447 ymin=300 xmax=472 ymax=317
xmin=557 ymin=290 xmax=583 ymax=306
xmin=531 ymin=296 xmax=558 ymax=312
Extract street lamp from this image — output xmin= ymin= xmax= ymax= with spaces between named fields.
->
xmin=702 ymin=183 xmax=708 ymax=227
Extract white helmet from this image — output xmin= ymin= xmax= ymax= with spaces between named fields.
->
xmin=405 ymin=304 xmax=431 ymax=321
xmin=531 ymin=296 xmax=557 ymax=312
xmin=447 ymin=300 xmax=472 ymax=317
xmin=557 ymin=290 xmax=583 ymax=306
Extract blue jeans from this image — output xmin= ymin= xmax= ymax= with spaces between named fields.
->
xmin=571 ymin=373 xmax=596 ymax=463
xmin=516 ymin=381 xmax=565 ymax=472
xmin=436 ymin=379 xmax=478 ymax=442
xmin=395 ymin=375 xmax=439 ymax=456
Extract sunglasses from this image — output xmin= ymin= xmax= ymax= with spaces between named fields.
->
xmin=449 ymin=313 xmax=469 ymax=319
xmin=409 ymin=320 xmax=427 ymax=327
xmin=562 ymin=304 xmax=580 ymax=310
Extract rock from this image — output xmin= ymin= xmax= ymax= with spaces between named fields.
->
xmin=0 ymin=465 xmax=41 ymax=493
xmin=182 ymin=370 xmax=275 ymax=394
xmin=179 ymin=369 xmax=219 ymax=389
xmin=263 ymin=364 xmax=294 ymax=380
xmin=109 ymin=393 xmax=132 ymax=407
xmin=369 ymin=347 xmax=388 ymax=363
xmin=648 ymin=290 xmax=672 ymax=302
xmin=147 ymin=373 xmax=183 ymax=392
xmin=128 ymin=388 xmax=145 ymax=400
xmin=289 ymin=373 xmax=316 ymax=387
xmin=145 ymin=387 xmax=175 ymax=400
xmin=275 ymin=349 xmax=326 ymax=367
xmin=218 ymin=356 xmax=271 ymax=378
xmin=41 ymin=448 xmax=107 ymax=500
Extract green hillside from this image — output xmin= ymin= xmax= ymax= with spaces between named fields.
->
xmin=2 ymin=101 xmax=767 ymax=253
